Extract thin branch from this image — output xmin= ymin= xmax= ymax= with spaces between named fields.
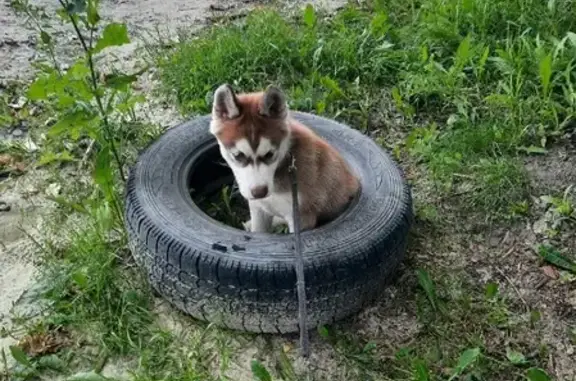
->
xmin=29 ymin=11 xmax=62 ymax=75
xmin=13 ymin=1 xmax=62 ymax=75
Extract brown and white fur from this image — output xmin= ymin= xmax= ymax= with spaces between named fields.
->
xmin=209 ymin=84 xmax=359 ymax=233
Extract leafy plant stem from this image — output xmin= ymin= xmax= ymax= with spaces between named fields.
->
xmin=33 ymin=21 xmax=61 ymax=74
xmin=12 ymin=0 xmax=62 ymax=75
xmin=58 ymin=0 xmax=126 ymax=183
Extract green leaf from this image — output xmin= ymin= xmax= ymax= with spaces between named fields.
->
xmin=567 ymin=31 xmax=576 ymax=48
xmin=0 ymin=113 xmax=14 ymax=125
xmin=38 ymin=151 xmax=75 ymax=166
xmin=395 ymin=347 xmax=413 ymax=359
xmin=455 ymin=34 xmax=472 ymax=68
xmin=303 ymin=4 xmax=316 ymax=28
xmin=538 ymin=245 xmax=576 ymax=274
xmin=45 ymin=195 xmax=88 ymax=214
xmin=87 ymin=0 xmax=100 ymax=25
xmin=312 ymin=45 xmax=324 ymax=66
xmin=526 ymin=367 xmax=551 ymax=381
xmin=391 ymin=87 xmax=404 ymax=108
xmin=72 ymin=269 xmax=88 ymax=289
xmin=320 ymin=76 xmax=344 ymax=98
xmin=363 ymin=342 xmax=377 ymax=353
xmin=539 ymin=53 xmax=553 ymax=96
xmin=416 ymin=268 xmax=438 ymax=311
xmin=27 ymin=75 xmax=51 ymax=100
xmin=66 ymin=59 xmax=91 ymax=79
xmin=40 ymin=30 xmax=52 ymax=44
xmin=478 ymin=46 xmax=490 ymax=71
xmin=448 ymin=348 xmax=481 ymax=381
xmin=66 ymin=0 xmax=86 ymax=15
xmin=317 ymin=325 xmax=329 ymax=338
xmin=48 ymin=118 xmax=75 ymax=137
xmin=419 ymin=45 xmax=429 ymax=62
xmin=370 ymin=12 xmax=388 ymax=35
xmin=37 ymin=354 xmax=66 ymax=371
xmin=506 ymin=348 xmax=527 ymax=365
xmin=103 ymin=73 xmax=138 ymax=90
xmin=93 ymin=145 xmax=113 ymax=191
xmin=9 ymin=345 xmax=32 ymax=368
xmin=93 ymin=23 xmax=130 ymax=53
xmin=57 ymin=8 xmax=70 ymax=21
xmin=530 ymin=310 xmax=541 ymax=324
xmin=485 ymin=282 xmax=499 ymax=299
xmin=116 ymin=94 xmax=146 ymax=114
xmin=278 ymin=349 xmax=297 ymax=381
xmin=393 ymin=87 xmax=415 ymax=115
xmin=413 ymin=360 xmax=430 ymax=381
xmin=48 ymin=111 xmax=97 ymax=138
xmin=251 ymin=360 xmax=272 ymax=381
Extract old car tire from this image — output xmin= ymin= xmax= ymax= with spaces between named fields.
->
xmin=125 ymin=111 xmax=413 ymax=333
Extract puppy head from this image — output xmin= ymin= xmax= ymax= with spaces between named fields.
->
xmin=209 ymin=84 xmax=291 ymax=200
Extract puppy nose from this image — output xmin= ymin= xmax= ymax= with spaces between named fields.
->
xmin=251 ymin=185 xmax=268 ymax=199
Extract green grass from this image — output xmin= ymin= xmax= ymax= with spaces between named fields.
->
xmin=37 ymin=212 xmax=152 ymax=355
xmin=158 ymin=6 xmax=401 ymax=129
xmin=406 ymin=122 xmax=531 ymax=214
xmin=312 ymin=268 xmax=548 ymax=380
xmin=156 ymin=0 xmax=576 ymax=218
xmin=192 ymin=183 xmax=289 ymax=233
xmin=192 ymin=183 xmax=248 ymax=230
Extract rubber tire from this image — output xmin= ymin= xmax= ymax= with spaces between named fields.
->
xmin=124 ymin=111 xmax=413 ymax=334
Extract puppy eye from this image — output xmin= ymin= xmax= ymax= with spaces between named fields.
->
xmin=262 ymin=151 xmax=274 ymax=161
xmin=233 ymin=152 xmax=246 ymax=162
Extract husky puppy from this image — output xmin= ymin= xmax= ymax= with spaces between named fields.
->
xmin=210 ymin=84 xmax=359 ymax=233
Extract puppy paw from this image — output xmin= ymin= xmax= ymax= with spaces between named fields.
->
xmin=271 ymin=216 xmax=287 ymax=228
xmin=242 ymin=219 xmax=252 ymax=232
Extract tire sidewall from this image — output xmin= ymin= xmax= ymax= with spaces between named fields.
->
xmin=127 ymin=110 xmax=412 ymax=274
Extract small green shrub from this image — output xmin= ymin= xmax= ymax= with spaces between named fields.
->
xmin=39 ymin=207 xmax=152 ymax=355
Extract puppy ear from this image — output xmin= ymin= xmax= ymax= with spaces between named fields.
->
xmin=212 ymin=84 xmax=240 ymax=119
xmin=260 ymin=85 xmax=287 ymax=119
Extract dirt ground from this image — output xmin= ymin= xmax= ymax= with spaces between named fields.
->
xmin=1 ymin=0 xmax=575 ymax=380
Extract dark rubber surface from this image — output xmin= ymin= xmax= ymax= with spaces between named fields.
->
xmin=124 ymin=111 xmax=413 ymax=333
